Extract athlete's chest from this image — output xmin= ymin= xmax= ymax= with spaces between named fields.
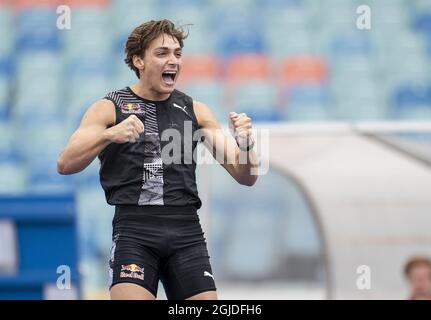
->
xmin=118 ymin=100 xmax=197 ymax=131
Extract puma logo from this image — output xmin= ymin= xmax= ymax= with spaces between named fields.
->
xmin=173 ymin=103 xmax=189 ymax=116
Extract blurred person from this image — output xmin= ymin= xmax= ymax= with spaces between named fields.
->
xmin=404 ymin=256 xmax=431 ymax=300
xmin=57 ymin=20 xmax=258 ymax=300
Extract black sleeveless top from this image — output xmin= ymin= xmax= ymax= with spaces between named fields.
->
xmin=98 ymin=87 xmax=202 ymax=209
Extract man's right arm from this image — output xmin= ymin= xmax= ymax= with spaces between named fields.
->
xmin=57 ymin=99 xmax=144 ymax=175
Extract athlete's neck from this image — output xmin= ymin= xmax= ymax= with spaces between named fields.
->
xmin=130 ymin=83 xmax=171 ymax=102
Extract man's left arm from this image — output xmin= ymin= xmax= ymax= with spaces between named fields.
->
xmin=193 ymin=100 xmax=259 ymax=186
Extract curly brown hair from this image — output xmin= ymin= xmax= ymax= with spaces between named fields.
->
xmin=124 ymin=19 xmax=189 ymax=79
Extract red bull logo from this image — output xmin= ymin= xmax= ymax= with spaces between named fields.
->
xmin=121 ymin=103 xmax=145 ymax=114
xmin=120 ymin=264 xmax=145 ymax=280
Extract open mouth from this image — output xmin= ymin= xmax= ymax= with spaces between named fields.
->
xmin=161 ymin=70 xmax=177 ymax=86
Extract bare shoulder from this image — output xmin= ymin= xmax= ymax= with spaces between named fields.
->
xmin=192 ymin=100 xmax=220 ymax=129
xmin=91 ymin=98 xmax=116 ymax=115
xmin=80 ymin=98 xmax=116 ymax=128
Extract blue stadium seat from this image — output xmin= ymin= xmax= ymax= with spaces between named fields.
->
xmin=13 ymin=116 xmax=68 ymax=164
xmin=0 ymin=119 xmax=28 ymax=191
xmin=0 ymin=121 xmax=20 ymax=163
xmin=330 ymin=55 xmax=373 ymax=77
xmin=218 ymin=29 xmax=266 ymax=57
xmin=17 ymin=52 xmax=62 ymax=78
xmin=67 ymin=56 xmax=112 ymax=76
xmin=372 ymin=0 xmax=408 ymax=33
xmin=68 ymin=74 xmax=111 ymax=106
xmin=280 ymin=82 xmax=332 ymax=121
xmin=0 ymin=8 xmax=13 ymax=56
xmin=13 ymin=76 xmax=62 ymax=120
xmin=383 ymin=30 xmax=427 ymax=64
xmin=412 ymin=13 xmax=431 ymax=57
xmin=284 ymin=84 xmax=330 ymax=107
xmin=113 ymin=33 xmax=129 ymax=57
xmin=210 ymin=0 xmax=256 ymax=11
xmin=76 ymin=186 xmax=113 ymax=261
xmin=0 ymin=75 xmax=9 ymax=120
xmin=164 ymin=4 xmax=211 ymax=28
xmin=390 ymin=84 xmax=431 ymax=120
xmin=330 ymin=32 xmax=373 ymax=58
xmin=393 ymin=84 xmax=431 ymax=108
xmin=0 ymin=56 xmax=14 ymax=77
xmin=27 ymin=163 xmax=74 ymax=194
xmin=333 ymin=99 xmax=387 ymax=121
xmin=330 ymin=73 xmax=376 ymax=98
xmin=329 ymin=74 xmax=387 ymax=120
xmin=213 ymin=4 xmax=262 ymax=29
xmin=67 ymin=7 xmax=108 ymax=30
xmin=230 ymin=82 xmax=280 ymax=122
xmin=111 ymin=1 xmax=163 ymax=56
xmin=111 ymin=62 xmax=137 ymax=92
xmin=391 ymin=84 xmax=431 ymax=119
xmin=412 ymin=0 xmax=431 ymax=12
xmin=63 ymin=8 xmax=111 ymax=59
xmin=11 ymin=52 xmax=63 ymax=119
xmin=393 ymin=106 xmax=431 ymax=120
xmin=282 ymin=103 xmax=331 ymax=122
xmin=316 ymin=0 xmax=358 ymax=33
xmin=390 ymin=58 xmax=430 ymax=90
xmin=183 ymin=28 xmax=216 ymax=55
xmin=183 ymin=81 xmax=227 ymax=123
xmin=16 ymin=122 xmax=72 ymax=191
xmin=66 ymin=74 xmax=111 ymax=130
xmin=213 ymin=7 xmax=265 ymax=56
xmin=64 ymin=28 xmax=112 ymax=60
xmin=159 ymin=0 xmax=208 ymax=6
xmin=264 ymin=4 xmax=312 ymax=33
xmin=0 ymin=149 xmax=22 ymax=167
xmin=266 ymin=28 xmax=314 ymax=58
xmin=0 ymin=162 xmax=28 ymax=194
xmin=257 ymin=0 xmax=304 ymax=8
xmin=16 ymin=9 xmax=61 ymax=52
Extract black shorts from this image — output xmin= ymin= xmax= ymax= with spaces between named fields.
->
xmin=109 ymin=205 xmax=216 ymax=300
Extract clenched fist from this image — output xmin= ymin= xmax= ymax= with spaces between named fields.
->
xmin=228 ymin=112 xmax=254 ymax=150
xmin=105 ymin=114 xmax=145 ymax=144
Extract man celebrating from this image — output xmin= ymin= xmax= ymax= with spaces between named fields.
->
xmin=57 ymin=20 xmax=258 ymax=300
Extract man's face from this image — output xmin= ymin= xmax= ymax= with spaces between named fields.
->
xmin=140 ymin=33 xmax=182 ymax=96
xmin=408 ymin=265 xmax=431 ymax=298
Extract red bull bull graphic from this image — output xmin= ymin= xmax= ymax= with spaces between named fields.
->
xmin=120 ymin=264 xmax=145 ymax=281
xmin=120 ymin=103 xmax=145 ymax=114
